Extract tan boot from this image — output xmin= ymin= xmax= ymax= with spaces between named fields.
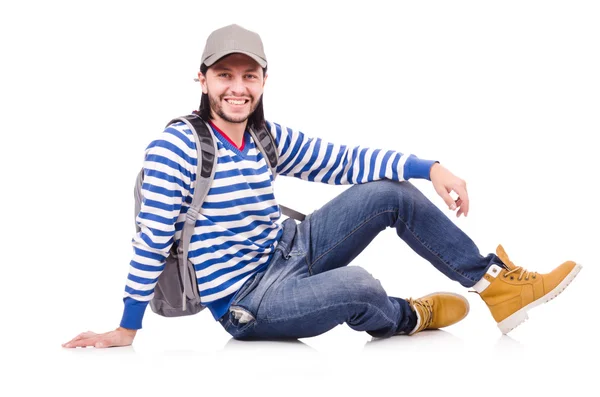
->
xmin=473 ymin=244 xmax=582 ymax=334
xmin=406 ymin=292 xmax=470 ymax=335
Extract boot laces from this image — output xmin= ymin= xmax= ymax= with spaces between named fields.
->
xmin=407 ymin=298 xmax=433 ymax=331
xmin=503 ymin=261 xmax=538 ymax=281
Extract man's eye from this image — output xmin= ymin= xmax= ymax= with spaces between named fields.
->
xmin=219 ymin=73 xmax=230 ymax=77
xmin=246 ymin=75 xmax=257 ymax=79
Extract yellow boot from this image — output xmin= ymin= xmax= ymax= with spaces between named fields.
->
xmin=473 ymin=244 xmax=582 ymax=334
xmin=407 ymin=292 xmax=470 ymax=335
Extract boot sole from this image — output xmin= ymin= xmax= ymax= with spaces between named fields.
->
xmin=497 ymin=263 xmax=582 ymax=334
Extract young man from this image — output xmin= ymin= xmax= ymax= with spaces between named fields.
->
xmin=63 ymin=24 xmax=581 ymax=348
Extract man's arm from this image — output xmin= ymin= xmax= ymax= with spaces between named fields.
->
xmin=119 ymin=123 xmax=196 ymax=330
xmin=62 ymin=123 xmax=196 ymax=348
xmin=267 ymin=121 xmax=438 ymax=184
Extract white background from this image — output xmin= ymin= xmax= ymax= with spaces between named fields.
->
xmin=1 ymin=0 xmax=598 ymax=396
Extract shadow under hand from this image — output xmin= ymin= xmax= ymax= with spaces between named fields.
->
xmin=61 ymin=344 xmax=137 ymax=355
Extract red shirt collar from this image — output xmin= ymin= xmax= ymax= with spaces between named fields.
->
xmin=208 ymin=120 xmax=246 ymax=151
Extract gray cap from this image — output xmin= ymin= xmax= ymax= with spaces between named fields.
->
xmin=201 ymin=24 xmax=267 ymax=69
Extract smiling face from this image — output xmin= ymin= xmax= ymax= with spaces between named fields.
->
xmin=197 ymin=53 xmax=267 ymax=125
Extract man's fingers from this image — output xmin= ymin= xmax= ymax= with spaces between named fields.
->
xmin=455 ymin=198 xmax=462 ymax=216
xmin=76 ymin=331 xmax=97 ymax=339
xmin=434 ymin=179 xmax=469 ymax=215
xmin=63 ymin=331 xmax=96 ymax=346
xmin=432 ymin=169 xmax=469 ymax=215
xmin=453 ymin=198 xmax=462 ymax=217
xmin=455 ymin=185 xmax=469 ymax=216
xmin=62 ymin=330 xmax=130 ymax=348
xmin=64 ymin=336 xmax=101 ymax=348
xmin=437 ymin=187 xmax=457 ymax=210
xmin=63 ymin=331 xmax=110 ymax=348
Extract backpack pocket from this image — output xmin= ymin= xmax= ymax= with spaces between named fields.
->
xmin=150 ymin=250 xmax=204 ymax=317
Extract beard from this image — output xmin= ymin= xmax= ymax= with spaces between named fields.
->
xmin=208 ymin=91 xmax=260 ymax=124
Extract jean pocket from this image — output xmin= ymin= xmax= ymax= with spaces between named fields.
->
xmin=287 ymin=249 xmax=305 ymax=257
xmin=276 ymin=245 xmax=305 ymax=260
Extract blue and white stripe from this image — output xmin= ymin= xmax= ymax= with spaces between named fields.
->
xmin=270 ymin=122 xmax=433 ymax=183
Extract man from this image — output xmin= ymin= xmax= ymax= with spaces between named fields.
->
xmin=62 ymin=24 xmax=581 ymax=348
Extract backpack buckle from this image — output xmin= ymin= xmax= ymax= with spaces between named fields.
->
xmin=186 ymin=207 xmax=199 ymax=224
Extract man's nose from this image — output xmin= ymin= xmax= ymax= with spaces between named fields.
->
xmin=230 ymin=76 xmax=246 ymax=95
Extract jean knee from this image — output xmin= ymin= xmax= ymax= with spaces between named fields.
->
xmin=357 ymin=180 xmax=421 ymax=210
xmin=343 ymin=266 xmax=388 ymax=306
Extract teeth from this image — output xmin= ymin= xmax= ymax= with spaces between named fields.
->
xmin=226 ymin=99 xmax=246 ymax=105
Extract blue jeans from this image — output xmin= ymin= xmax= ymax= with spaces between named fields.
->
xmin=218 ymin=179 xmax=502 ymax=340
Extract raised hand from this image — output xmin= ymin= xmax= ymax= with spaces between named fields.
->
xmin=429 ymin=163 xmax=469 ymax=218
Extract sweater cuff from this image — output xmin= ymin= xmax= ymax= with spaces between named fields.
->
xmin=404 ymin=156 xmax=439 ymax=181
xmin=120 ymin=297 xmax=149 ymax=330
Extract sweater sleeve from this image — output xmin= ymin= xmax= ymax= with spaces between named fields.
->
xmin=267 ymin=121 xmax=439 ymax=183
xmin=119 ymin=123 xmax=196 ymax=330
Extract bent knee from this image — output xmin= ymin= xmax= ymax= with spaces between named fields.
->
xmin=340 ymin=266 xmax=388 ymax=304
xmin=354 ymin=180 xmax=422 ymax=210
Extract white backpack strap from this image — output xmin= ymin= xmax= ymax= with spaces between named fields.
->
xmin=166 ymin=114 xmax=217 ymax=310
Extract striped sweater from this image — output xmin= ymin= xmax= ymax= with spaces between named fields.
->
xmin=120 ymin=119 xmax=438 ymax=330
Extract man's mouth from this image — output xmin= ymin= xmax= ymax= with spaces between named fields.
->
xmin=225 ymin=98 xmax=249 ymax=105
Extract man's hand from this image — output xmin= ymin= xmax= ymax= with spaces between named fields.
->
xmin=429 ymin=163 xmax=469 ymax=218
xmin=62 ymin=327 xmax=137 ymax=349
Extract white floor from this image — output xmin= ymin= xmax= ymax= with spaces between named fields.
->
xmin=8 ymin=268 xmax=595 ymax=397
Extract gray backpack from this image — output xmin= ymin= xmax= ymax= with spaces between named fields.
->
xmin=133 ymin=113 xmax=306 ymax=317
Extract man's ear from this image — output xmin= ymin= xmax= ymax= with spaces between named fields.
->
xmin=197 ymin=72 xmax=208 ymax=94
xmin=263 ymin=72 xmax=268 ymax=87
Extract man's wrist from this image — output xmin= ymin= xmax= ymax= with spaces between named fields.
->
xmin=117 ymin=326 xmax=138 ymax=335
xmin=429 ymin=161 xmax=441 ymax=179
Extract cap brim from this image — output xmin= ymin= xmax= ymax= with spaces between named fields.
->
xmin=203 ymin=50 xmax=267 ymax=68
